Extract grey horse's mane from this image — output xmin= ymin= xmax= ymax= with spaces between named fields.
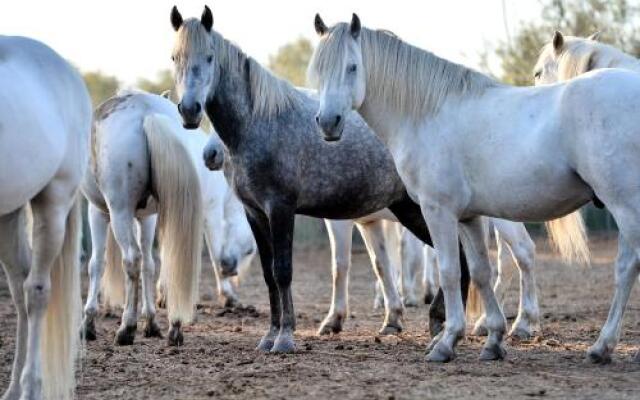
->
xmin=174 ymin=19 xmax=301 ymax=118
xmin=308 ymin=23 xmax=498 ymax=120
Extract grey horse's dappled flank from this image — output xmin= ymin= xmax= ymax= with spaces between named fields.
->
xmin=310 ymin=14 xmax=640 ymax=364
xmin=169 ymin=6 xmax=471 ymax=352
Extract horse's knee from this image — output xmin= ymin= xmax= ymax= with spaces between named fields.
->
xmin=23 ymin=278 xmax=51 ymax=313
xmin=513 ymin=241 xmax=535 ymax=272
xmin=123 ymin=251 xmax=141 ymax=280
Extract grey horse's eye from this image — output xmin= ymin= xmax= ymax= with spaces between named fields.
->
xmin=207 ymin=55 xmax=213 ymax=64
xmin=347 ymin=64 xmax=357 ymax=73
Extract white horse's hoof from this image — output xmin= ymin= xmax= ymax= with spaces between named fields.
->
xmin=480 ymin=342 xmax=507 ymax=361
xmin=472 ymin=324 xmax=489 ymax=337
xmin=379 ymin=323 xmax=402 ymax=336
xmin=81 ymin=317 xmax=97 ymax=341
xmin=509 ymin=326 xmax=532 ymax=341
xmin=426 ymin=342 xmax=455 ymax=363
xmin=143 ymin=320 xmax=163 ymax=338
xmin=167 ymin=322 xmax=184 ymax=346
xmin=270 ymin=334 xmax=296 ymax=353
xmin=317 ymin=315 xmax=344 ymax=336
xmin=115 ymin=325 xmax=136 ymax=346
xmin=586 ymin=345 xmax=612 ymax=364
xmin=403 ymin=296 xmax=419 ymax=308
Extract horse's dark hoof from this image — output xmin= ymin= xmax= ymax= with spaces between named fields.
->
xmin=429 ymin=318 xmax=444 ymax=337
xmin=223 ymin=296 xmax=240 ymax=308
xmin=143 ymin=320 xmax=163 ymax=338
xmin=379 ymin=324 xmax=402 ymax=336
xmin=424 ymin=293 xmax=435 ymax=305
xmin=256 ymin=337 xmax=274 ymax=352
xmin=480 ymin=342 xmax=507 ymax=361
xmin=472 ymin=324 xmax=489 ymax=337
xmin=156 ymin=295 xmax=166 ymax=309
xmin=167 ymin=322 xmax=184 ymax=346
xmin=270 ymin=335 xmax=296 ymax=353
xmin=317 ymin=316 xmax=343 ymax=336
xmin=509 ymin=327 xmax=532 ymax=341
xmin=115 ymin=325 xmax=136 ymax=346
xmin=81 ymin=319 xmax=97 ymax=341
xmin=426 ymin=342 xmax=455 ymax=363
xmin=586 ymin=346 xmax=612 ymax=364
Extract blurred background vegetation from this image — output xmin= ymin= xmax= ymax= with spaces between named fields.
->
xmin=80 ymin=0 xmax=632 ymax=252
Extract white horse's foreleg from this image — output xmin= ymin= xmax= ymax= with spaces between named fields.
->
xmin=400 ymin=229 xmax=422 ymax=307
xmin=203 ymin=207 xmax=236 ymax=306
xmin=423 ymin=205 xmax=465 ymax=363
xmin=357 ymin=221 xmax=404 ymax=335
xmin=459 ymin=218 xmax=507 ymax=361
xmin=20 ymin=186 xmax=73 ymax=399
xmin=0 ymin=208 xmax=30 ymax=400
xmin=138 ymin=214 xmax=162 ymax=338
xmin=318 ymin=219 xmax=353 ymax=335
xmin=81 ymin=204 xmax=108 ymax=341
xmin=109 ymin=209 xmax=141 ymax=346
xmin=422 ymin=246 xmax=438 ymax=304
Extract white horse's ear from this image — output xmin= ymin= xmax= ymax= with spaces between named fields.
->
xmin=350 ymin=13 xmax=361 ymax=39
xmin=588 ymin=31 xmax=602 ymax=41
xmin=314 ymin=14 xmax=328 ymax=36
xmin=552 ymin=31 xmax=564 ymax=54
xmin=170 ymin=6 xmax=183 ymax=32
xmin=160 ymin=90 xmax=172 ymax=99
xmin=201 ymin=5 xmax=214 ymax=32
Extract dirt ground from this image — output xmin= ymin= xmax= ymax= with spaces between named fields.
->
xmin=1 ymin=236 xmax=639 ymax=399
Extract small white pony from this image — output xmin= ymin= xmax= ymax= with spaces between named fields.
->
xmin=309 ymin=15 xmax=640 ymax=364
xmin=82 ymin=91 xmax=206 ymax=346
xmin=0 ymin=36 xmax=91 ymax=400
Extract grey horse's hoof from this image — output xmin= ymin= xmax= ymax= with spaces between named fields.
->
xmin=472 ymin=324 xmax=489 ymax=337
xmin=586 ymin=346 xmax=612 ymax=364
xmin=256 ymin=336 xmax=275 ymax=352
xmin=115 ymin=325 xmax=136 ymax=346
xmin=81 ymin=318 xmax=97 ymax=341
xmin=317 ymin=317 xmax=343 ymax=336
xmin=509 ymin=327 xmax=532 ymax=341
xmin=143 ymin=320 xmax=163 ymax=338
xmin=167 ymin=322 xmax=184 ymax=346
xmin=424 ymin=292 xmax=435 ymax=305
xmin=379 ymin=324 xmax=403 ymax=336
xmin=480 ymin=343 xmax=507 ymax=361
xmin=270 ymin=335 xmax=296 ymax=353
xmin=426 ymin=342 xmax=455 ymax=363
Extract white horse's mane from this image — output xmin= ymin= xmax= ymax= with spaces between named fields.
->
xmin=308 ymin=23 xmax=497 ymax=120
xmin=548 ymin=37 xmax=639 ymax=80
xmin=174 ymin=19 xmax=301 ymax=118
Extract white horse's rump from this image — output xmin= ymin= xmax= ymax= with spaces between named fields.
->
xmin=310 ymin=16 xmax=640 ymax=363
xmin=0 ymin=36 xmax=90 ymax=400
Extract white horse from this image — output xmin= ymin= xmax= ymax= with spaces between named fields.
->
xmin=534 ymin=31 xmax=639 ymax=85
xmin=82 ymin=91 xmax=205 ymax=347
xmin=0 ymin=36 xmax=90 ymax=400
xmin=309 ymin=15 xmax=639 ymax=364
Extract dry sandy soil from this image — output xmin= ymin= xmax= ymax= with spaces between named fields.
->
xmin=1 ymin=236 xmax=639 ymax=399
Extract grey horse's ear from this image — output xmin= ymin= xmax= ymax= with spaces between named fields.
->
xmin=552 ymin=31 xmax=564 ymax=54
xmin=588 ymin=31 xmax=602 ymax=41
xmin=314 ymin=14 xmax=328 ymax=36
xmin=201 ymin=5 xmax=213 ymax=32
xmin=160 ymin=90 xmax=172 ymax=99
xmin=170 ymin=6 xmax=183 ymax=31
xmin=350 ymin=13 xmax=361 ymax=39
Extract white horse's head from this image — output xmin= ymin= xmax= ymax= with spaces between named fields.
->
xmin=219 ymin=204 xmax=256 ymax=277
xmin=203 ymin=130 xmax=225 ymax=171
xmin=308 ymin=14 xmax=366 ymax=141
xmin=533 ymin=31 xmax=604 ymax=85
xmin=170 ymin=6 xmax=216 ymax=129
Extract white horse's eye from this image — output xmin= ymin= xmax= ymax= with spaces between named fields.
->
xmin=347 ymin=64 xmax=357 ymax=73
xmin=207 ymin=55 xmax=213 ymax=64
xmin=534 ymin=70 xmax=542 ymax=79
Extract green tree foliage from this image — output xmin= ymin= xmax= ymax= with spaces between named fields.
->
xmin=490 ymin=0 xmax=640 ymax=86
xmin=136 ymin=69 xmax=175 ymax=98
xmin=83 ymin=71 xmax=120 ymax=106
xmin=268 ymin=37 xmax=313 ymax=87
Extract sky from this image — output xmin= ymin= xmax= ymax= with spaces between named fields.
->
xmin=0 ymin=0 xmax=542 ymax=85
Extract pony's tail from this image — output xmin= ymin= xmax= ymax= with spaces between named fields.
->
xmin=41 ymin=196 xmax=82 ymax=400
xmin=545 ymin=211 xmax=590 ymax=264
xmin=143 ymin=114 xmax=203 ymax=325
xmin=101 ymin=226 xmax=125 ymax=309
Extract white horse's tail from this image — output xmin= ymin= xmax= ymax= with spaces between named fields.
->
xmin=545 ymin=211 xmax=590 ymax=264
xmin=101 ymin=226 xmax=125 ymax=309
xmin=143 ymin=114 xmax=203 ymax=325
xmin=41 ymin=196 xmax=82 ymax=400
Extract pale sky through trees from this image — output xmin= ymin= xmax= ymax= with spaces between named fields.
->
xmin=0 ymin=0 xmax=540 ymax=84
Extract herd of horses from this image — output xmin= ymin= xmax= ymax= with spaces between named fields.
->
xmin=1 ymin=4 xmax=640 ymax=399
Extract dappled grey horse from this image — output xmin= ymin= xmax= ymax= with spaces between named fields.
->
xmin=168 ymin=6 xmax=469 ymax=351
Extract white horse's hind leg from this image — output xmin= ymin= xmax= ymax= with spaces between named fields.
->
xmin=318 ymin=219 xmax=353 ymax=335
xmin=400 ymin=229 xmax=423 ymax=307
xmin=81 ymin=204 xmax=109 ymax=341
xmin=139 ymin=215 xmax=162 ymax=338
xmin=459 ymin=218 xmax=507 ymax=361
xmin=357 ymin=221 xmax=404 ymax=335
xmin=423 ymin=246 xmax=438 ymax=304
xmin=0 ymin=209 xmax=30 ymax=400
xmin=109 ymin=209 xmax=141 ymax=346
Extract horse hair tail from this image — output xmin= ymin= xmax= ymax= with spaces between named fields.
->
xmin=143 ymin=114 xmax=203 ymax=325
xmin=101 ymin=225 xmax=125 ymax=309
xmin=545 ymin=210 xmax=590 ymax=265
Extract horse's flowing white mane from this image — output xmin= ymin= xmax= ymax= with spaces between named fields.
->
xmin=308 ymin=23 xmax=497 ymax=120
xmin=546 ymin=37 xmax=640 ymax=80
xmin=174 ymin=19 xmax=301 ymax=118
